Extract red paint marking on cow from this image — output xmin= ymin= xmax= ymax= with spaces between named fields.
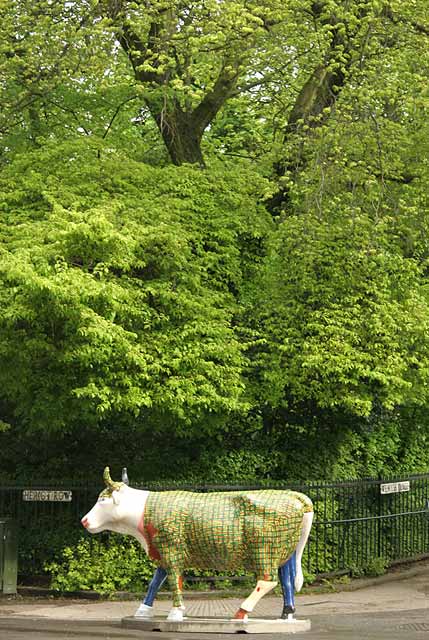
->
xmin=138 ymin=510 xmax=162 ymax=561
xmin=257 ymin=587 xmax=260 ymax=592
xmin=144 ymin=521 xmax=162 ymax=561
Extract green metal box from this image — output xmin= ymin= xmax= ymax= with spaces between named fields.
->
xmin=0 ymin=518 xmax=18 ymax=594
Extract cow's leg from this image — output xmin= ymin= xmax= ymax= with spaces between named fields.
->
xmin=233 ymin=578 xmax=278 ymax=621
xmin=294 ymin=511 xmax=314 ymax=592
xmin=134 ymin=567 xmax=168 ymax=618
xmin=167 ymin=572 xmax=185 ymax=621
xmin=278 ymin=553 xmax=296 ymax=619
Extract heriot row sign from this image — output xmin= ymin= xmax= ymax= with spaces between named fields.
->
xmin=22 ymin=490 xmax=73 ymax=502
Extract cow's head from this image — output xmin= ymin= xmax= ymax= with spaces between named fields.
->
xmin=81 ymin=467 xmax=127 ymax=534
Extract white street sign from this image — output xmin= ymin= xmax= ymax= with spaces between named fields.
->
xmin=380 ymin=481 xmax=410 ymax=495
xmin=22 ymin=490 xmax=72 ymax=502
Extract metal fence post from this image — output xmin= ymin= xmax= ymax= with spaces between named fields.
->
xmin=0 ymin=518 xmax=18 ymax=594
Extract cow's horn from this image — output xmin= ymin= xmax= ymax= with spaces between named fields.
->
xmin=103 ymin=466 xmax=115 ymax=488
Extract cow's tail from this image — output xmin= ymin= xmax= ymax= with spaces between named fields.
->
xmin=294 ymin=495 xmax=314 ymax=592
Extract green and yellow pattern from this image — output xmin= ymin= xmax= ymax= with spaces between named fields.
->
xmin=143 ymin=490 xmax=313 ymax=586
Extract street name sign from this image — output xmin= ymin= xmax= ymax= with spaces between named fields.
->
xmin=22 ymin=490 xmax=72 ymax=502
xmin=380 ymin=481 xmax=410 ymax=495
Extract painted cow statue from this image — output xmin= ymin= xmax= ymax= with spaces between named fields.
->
xmin=81 ymin=467 xmax=313 ymax=621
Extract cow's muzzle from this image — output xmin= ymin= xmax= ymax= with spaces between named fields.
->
xmin=81 ymin=517 xmax=89 ymax=529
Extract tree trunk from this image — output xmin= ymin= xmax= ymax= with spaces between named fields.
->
xmin=166 ymin=128 xmax=205 ymax=167
xmin=147 ymin=101 xmax=205 ymax=167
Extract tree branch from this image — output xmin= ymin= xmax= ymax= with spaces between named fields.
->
xmin=102 ymin=95 xmax=140 ymax=139
xmin=191 ymin=65 xmax=240 ymax=137
xmin=382 ymin=6 xmax=429 ymax=37
xmin=119 ymin=23 xmax=158 ymax=83
xmin=267 ymin=6 xmax=355 ymax=214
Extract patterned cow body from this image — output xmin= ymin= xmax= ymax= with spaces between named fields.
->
xmin=143 ymin=489 xmax=312 ymax=580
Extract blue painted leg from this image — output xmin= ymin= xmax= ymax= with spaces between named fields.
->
xmin=278 ymin=552 xmax=296 ymax=618
xmin=143 ymin=567 xmax=168 ymax=606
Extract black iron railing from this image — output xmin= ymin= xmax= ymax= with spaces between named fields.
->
xmin=0 ymin=474 xmax=428 ymax=581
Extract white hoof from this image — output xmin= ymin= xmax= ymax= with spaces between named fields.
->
xmin=134 ymin=603 xmax=154 ymax=618
xmin=167 ymin=607 xmax=184 ymax=622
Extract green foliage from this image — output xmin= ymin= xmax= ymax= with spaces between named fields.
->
xmin=253 ymin=213 xmax=429 ymax=417
xmin=0 ymin=140 xmax=271 ymax=435
xmin=18 ymin=513 xmax=82 ymax=577
xmin=350 ymin=557 xmax=388 ymax=578
xmin=0 ymin=420 xmax=10 ymax=432
xmin=196 ymin=449 xmax=282 ymax=484
xmin=46 ymin=535 xmax=155 ymax=594
xmin=1 ymin=1 xmax=429 ymax=594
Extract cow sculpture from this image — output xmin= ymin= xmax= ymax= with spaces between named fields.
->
xmin=81 ymin=467 xmax=313 ymax=622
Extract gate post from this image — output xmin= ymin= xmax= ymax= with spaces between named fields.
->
xmin=0 ymin=518 xmax=18 ymax=594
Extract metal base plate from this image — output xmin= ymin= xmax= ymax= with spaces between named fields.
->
xmin=122 ymin=616 xmax=311 ymax=634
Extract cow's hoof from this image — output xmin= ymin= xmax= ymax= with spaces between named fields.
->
xmin=281 ymin=605 xmax=296 ymax=619
xmin=167 ymin=607 xmax=184 ymax=622
xmin=233 ymin=608 xmax=248 ymax=622
xmin=134 ymin=603 xmax=154 ymax=618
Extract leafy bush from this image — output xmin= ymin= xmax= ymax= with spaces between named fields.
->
xmin=255 ymin=212 xmax=429 ymax=417
xmin=45 ymin=535 xmax=155 ymax=595
xmin=350 ymin=556 xmax=388 ymax=578
xmin=0 ymin=141 xmax=271 ymax=437
xmin=18 ymin=514 xmax=83 ymax=577
xmin=363 ymin=557 xmax=388 ymax=577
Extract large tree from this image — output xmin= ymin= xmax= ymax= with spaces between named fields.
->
xmin=2 ymin=0 xmax=428 ymax=174
xmin=0 ymin=0 xmax=290 ymax=165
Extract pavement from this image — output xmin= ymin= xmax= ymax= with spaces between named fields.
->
xmin=0 ymin=560 xmax=428 ymax=639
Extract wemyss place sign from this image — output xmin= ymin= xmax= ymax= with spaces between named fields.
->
xmin=22 ymin=490 xmax=72 ymax=502
xmin=380 ymin=481 xmax=410 ymax=495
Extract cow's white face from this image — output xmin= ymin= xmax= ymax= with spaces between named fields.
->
xmin=81 ymin=489 xmax=124 ymax=534
xmin=81 ymin=470 xmax=150 ymax=549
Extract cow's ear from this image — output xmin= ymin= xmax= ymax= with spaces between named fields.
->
xmin=112 ymin=490 xmax=120 ymax=505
